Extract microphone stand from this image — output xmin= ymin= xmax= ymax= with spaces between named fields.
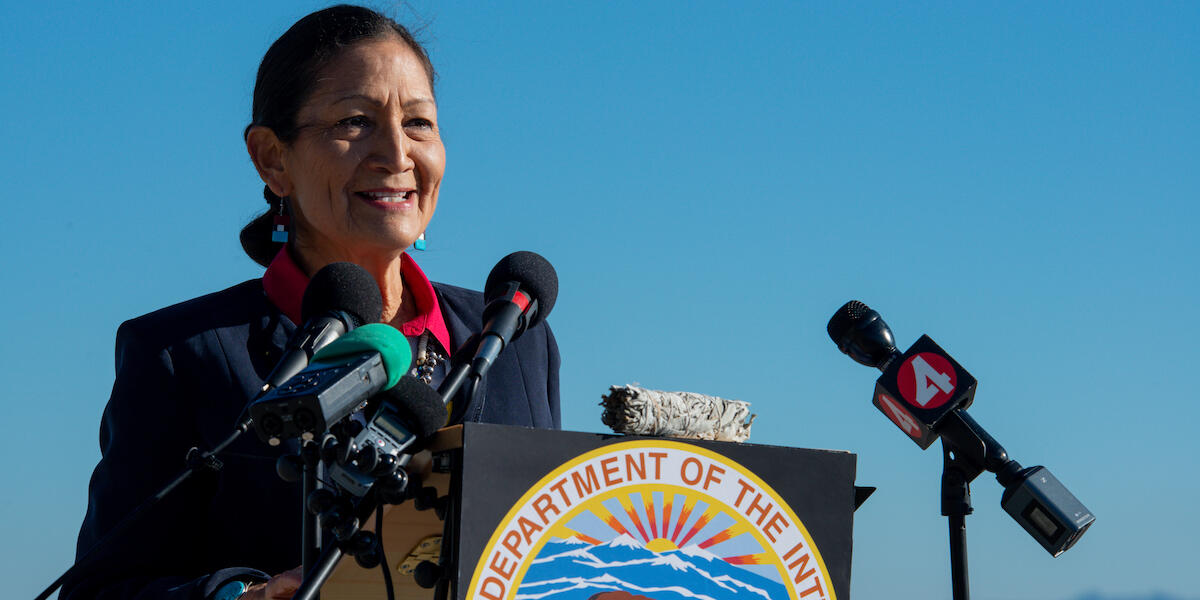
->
xmin=291 ymin=489 xmax=381 ymax=600
xmin=939 ymin=436 xmax=980 ymax=600
xmin=289 ymin=436 xmax=425 ymax=600
xmin=934 ymin=410 xmax=1015 ymax=600
xmin=35 ymin=419 xmax=252 ymax=600
xmin=300 ymin=440 xmax=323 ymax=598
xmin=294 ymin=315 xmax=512 ymax=598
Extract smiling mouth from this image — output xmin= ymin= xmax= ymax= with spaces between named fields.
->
xmin=356 ymin=190 xmax=416 ymax=203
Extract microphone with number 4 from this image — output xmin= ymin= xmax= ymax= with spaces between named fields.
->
xmin=827 ymin=300 xmax=1095 ymax=556
xmin=827 ymin=301 xmax=976 ymax=449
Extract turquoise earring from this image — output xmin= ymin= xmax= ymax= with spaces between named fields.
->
xmin=414 ymin=232 xmax=426 ymax=251
xmin=271 ymin=199 xmax=290 ymax=243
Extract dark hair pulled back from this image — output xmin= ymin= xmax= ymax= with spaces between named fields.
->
xmin=240 ymin=4 xmax=436 ymax=267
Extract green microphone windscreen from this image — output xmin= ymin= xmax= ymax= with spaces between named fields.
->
xmin=311 ymin=323 xmax=412 ymax=390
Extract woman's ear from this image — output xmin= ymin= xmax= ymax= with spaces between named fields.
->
xmin=246 ymin=126 xmax=292 ymax=198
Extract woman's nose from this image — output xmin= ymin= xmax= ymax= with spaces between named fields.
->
xmin=367 ymin=118 xmax=415 ymax=173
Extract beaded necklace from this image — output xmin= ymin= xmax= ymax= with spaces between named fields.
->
xmin=412 ymin=331 xmax=446 ymax=385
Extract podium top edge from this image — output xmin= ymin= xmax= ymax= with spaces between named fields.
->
xmin=440 ymin=423 xmax=856 ymax=457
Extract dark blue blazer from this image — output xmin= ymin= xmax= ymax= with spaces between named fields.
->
xmin=63 ymin=279 xmax=560 ymax=600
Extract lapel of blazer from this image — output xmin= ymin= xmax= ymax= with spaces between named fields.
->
xmin=431 ymin=282 xmax=493 ymax=422
xmin=247 ymin=286 xmax=295 ymax=387
xmin=432 ymin=282 xmax=475 ymax=355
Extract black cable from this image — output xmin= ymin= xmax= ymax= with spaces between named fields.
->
xmin=374 ymin=505 xmax=395 ymax=600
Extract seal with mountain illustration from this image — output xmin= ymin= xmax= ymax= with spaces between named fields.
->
xmin=465 ymin=440 xmax=835 ymax=600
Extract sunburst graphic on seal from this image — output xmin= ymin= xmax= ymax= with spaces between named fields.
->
xmin=515 ymin=486 xmax=789 ymax=600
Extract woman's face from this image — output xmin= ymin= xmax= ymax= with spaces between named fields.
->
xmin=282 ymin=37 xmax=444 ymax=260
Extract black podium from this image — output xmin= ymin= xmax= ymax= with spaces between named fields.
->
xmin=325 ymin=423 xmax=864 ymax=600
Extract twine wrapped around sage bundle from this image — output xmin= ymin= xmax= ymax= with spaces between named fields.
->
xmin=600 ymin=385 xmax=755 ymax=442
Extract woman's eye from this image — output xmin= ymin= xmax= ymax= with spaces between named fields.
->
xmin=337 ymin=115 xmax=372 ymax=129
xmin=404 ymin=117 xmax=434 ymax=129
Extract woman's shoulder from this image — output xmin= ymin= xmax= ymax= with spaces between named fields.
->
xmin=431 ymin=281 xmax=483 ymax=304
xmin=431 ymin=280 xmax=557 ymax=347
xmin=117 ymin=279 xmax=272 ymax=348
xmin=431 ymin=281 xmax=487 ymax=325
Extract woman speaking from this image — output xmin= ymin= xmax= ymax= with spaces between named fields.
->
xmin=63 ymin=5 xmax=560 ymax=599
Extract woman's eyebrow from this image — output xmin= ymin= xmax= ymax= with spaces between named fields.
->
xmin=404 ymin=97 xmax=436 ymax=110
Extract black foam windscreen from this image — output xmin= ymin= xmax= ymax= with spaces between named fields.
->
xmin=483 ymin=251 xmax=558 ymax=327
xmin=827 ymin=300 xmax=872 ymax=343
xmin=827 ymin=300 xmax=899 ymax=369
xmin=375 ymin=375 xmax=448 ymax=439
xmin=301 ymin=262 xmax=384 ymax=327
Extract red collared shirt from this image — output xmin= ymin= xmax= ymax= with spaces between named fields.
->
xmin=262 ymin=248 xmax=452 ymax=356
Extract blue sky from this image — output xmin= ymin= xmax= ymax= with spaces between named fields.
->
xmin=2 ymin=2 xmax=1197 ymax=599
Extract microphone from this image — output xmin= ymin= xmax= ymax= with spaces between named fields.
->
xmin=827 ymin=300 xmax=975 ymax=449
xmin=329 ymin=376 xmax=448 ymax=496
xmin=261 ymin=262 xmax=384 ymax=392
xmin=437 ymin=252 xmax=558 ymax=408
xmin=826 ymin=300 xmax=900 ymax=370
xmin=249 ymin=323 xmax=412 ymax=446
xmin=827 ymin=300 xmax=1095 ymax=556
xmin=473 ymin=251 xmax=558 ymax=378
